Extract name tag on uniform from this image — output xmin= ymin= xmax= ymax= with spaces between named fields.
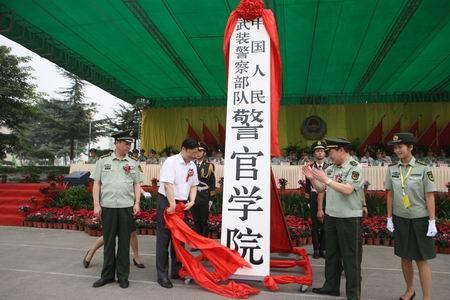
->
xmin=402 ymin=195 xmax=411 ymax=208
xmin=104 ymin=164 xmax=112 ymax=171
xmin=391 ymin=172 xmax=400 ymax=179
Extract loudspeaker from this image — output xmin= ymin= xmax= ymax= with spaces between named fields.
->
xmin=64 ymin=171 xmax=91 ymax=186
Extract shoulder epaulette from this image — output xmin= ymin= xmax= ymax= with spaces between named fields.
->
xmin=100 ymin=153 xmax=112 ymax=158
xmin=388 ymin=163 xmax=396 ymax=167
xmin=350 ymin=160 xmax=358 ymax=166
xmin=128 ymin=154 xmax=138 ymax=161
xmin=416 ymin=160 xmax=427 ymax=166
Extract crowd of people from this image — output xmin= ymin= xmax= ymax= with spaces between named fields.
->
xmin=85 ymin=129 xmax=440 ymax=299
xmin=272 ymin=145 xmax=449 ymax=167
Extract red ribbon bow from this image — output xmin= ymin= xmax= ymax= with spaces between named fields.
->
xmin=123 ymin=164 xmax=131 ymax=174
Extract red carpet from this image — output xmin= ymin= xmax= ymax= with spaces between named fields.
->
xmin=0 ymin=183 xmax=48 ymax=226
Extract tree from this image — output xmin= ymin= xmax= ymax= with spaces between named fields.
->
xmin=56 ymin=69 xmax=108 ymax=161
xmin=0 ymin=45 xmax=35 ymax=158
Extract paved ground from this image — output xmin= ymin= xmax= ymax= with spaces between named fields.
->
xmin=0 ymin=226 xmax=449 ymax=300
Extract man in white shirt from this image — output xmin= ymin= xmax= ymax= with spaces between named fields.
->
xmin=156 ymin=138 xmax=199 ymax=288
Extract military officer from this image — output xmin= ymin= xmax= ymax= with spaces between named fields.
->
xmin=192 ymin=142 xmax=216 ymax=238
xmin=90 ymin=129 xmax=143 ymax=289
xmin=385 ymin=132 xmax=437 ymax=300
xmin=304 ymin=140 xmax=330 ymax=259
xmin=87 ymin=148 xmax=98 ymax=164
xmin=303 ymin=138 xmax=365 ymax=300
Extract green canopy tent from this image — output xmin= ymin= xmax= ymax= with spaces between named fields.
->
xmin=1 ymin=0 xmax=449 ymax=107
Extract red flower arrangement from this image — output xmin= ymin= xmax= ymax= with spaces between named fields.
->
xmin=186 ymin=168 xmax=194 ymax=182
xmin=278 ymin=178 xmax=288 ymax=188
xmin=123 ymin=164 xmax=131 ymax=174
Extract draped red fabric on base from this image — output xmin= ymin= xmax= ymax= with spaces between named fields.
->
xmin=223 ymin=9 xmax=282 ymax=157
xmin=270 ymin=170 xmax=292 ymax=252
xmin=164 ymin=204 xmax=259 ymax=298
xmin=263 ymin=248 xmax=313 ymax=291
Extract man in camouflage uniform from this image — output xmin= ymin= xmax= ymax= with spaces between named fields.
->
xmin=192 ymin=142 xmax=216 ymax=237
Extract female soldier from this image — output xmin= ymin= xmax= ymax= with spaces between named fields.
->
xmin=385 ymin=132 xmax=438 ymax=300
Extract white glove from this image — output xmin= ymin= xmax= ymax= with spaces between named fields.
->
xmin=386 ymin=217 xmax=394 ymax=233
xmin=426 ymin=219 xmax=438 ymax=237
xmin=143 ymin=192 xmax=152 ymax=199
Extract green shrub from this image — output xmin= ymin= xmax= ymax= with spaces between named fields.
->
xmin=52 ymin=186 xmax=93 ymax=210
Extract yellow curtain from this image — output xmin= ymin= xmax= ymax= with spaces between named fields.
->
xmin=141 ymin=102 xmax=449 ymax=152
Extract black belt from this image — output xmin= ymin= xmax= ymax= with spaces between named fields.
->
xmin=158 ymin=193 xmax=187 ymax=203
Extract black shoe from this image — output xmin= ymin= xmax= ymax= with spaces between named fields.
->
xmin=320 ymin=250 xmax=326 ymax=258
xmin=133 ymin=258 xmax=145 ymax=268
xmin=312 ymin=288 xmax=340 ymax=296
xmin=92 ymin=278 xmax=115 ymax=288
xmin=83 ymin=250 xmax=91 ymax=268
xmin=118 ymin=279 xmax=129 ymax=289
xmin=157 ymin=278 xmax=173 ymax=288
xmin=399 ymin=291 xmax=416 ymax=300
xmin=313 ymin=250 xmax=320 ymax=259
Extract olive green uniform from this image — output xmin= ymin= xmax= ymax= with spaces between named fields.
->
xmin=323 ymin=158 xmax=364 ymax=300
xmin=192 ymin=160 xmax=216 ymax=237
xmin=91 ymin=152 xmax=143 ymax=282
xmin=385 ymin=157 xmax=437 ymax=260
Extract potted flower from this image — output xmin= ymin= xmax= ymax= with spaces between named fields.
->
xmin=363 ymin=180 xmax=371 ymax=191
xmin=278 ymin=178 xmax=288 ymax=191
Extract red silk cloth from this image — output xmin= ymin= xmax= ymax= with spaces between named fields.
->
xmin=223 ymin=7 xmax=282 ymax=157
xmin=164 ymin=203 xmax=259 ymax=298
xmin=263 ymin=247 xmax=313 ymax=291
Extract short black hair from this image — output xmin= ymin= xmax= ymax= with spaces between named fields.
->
xmin=181 ymin=138 xmax=199 ymax=150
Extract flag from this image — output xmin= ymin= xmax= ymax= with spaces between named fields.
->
xmin=417 ymin=120 xmax=437 ymax=149
xmin=202 ymin=123 xmax=218 ymax=149
xmin=438 ymin=122 xmax=450 ymax=147
xmin=408 ymin=120 xmax=420 ymax=138
xmin=384 ymin=119 xmax=401 ymax=144
xmin=187 ymin=123 xmax=201 ymax=141
xmin=358 ymin=120 xmax=383 ymax=155
xmin=218 ymin=122 xmax=226 ymax=146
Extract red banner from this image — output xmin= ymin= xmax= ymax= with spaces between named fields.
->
xmin=187 ymin=123 xmax=201 ymax=141
xmin=358 ymin=120 xmax=383 ymax=155
xmin=202 ymin=123 xmax=218 ymax=149
xmin=218 ymin=122 xmax=226 ymax=147
xmin=384 ymin=119 xmax=401 ymax=145
xmin=418 ymin=121 xmax=438 ymax=149
xmin=438 ymin=122 xmax=450 ymax=147
xmin=408 ymin=120 xmax=420 ymax=138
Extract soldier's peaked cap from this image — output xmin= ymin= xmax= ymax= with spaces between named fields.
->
xmin=387 ymin=132 xmax=416 ymax=146
xmin=324 ymin=137 xmax=351 ymax=150
xmin=112 ymin=129 xmax=134 ymax=143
